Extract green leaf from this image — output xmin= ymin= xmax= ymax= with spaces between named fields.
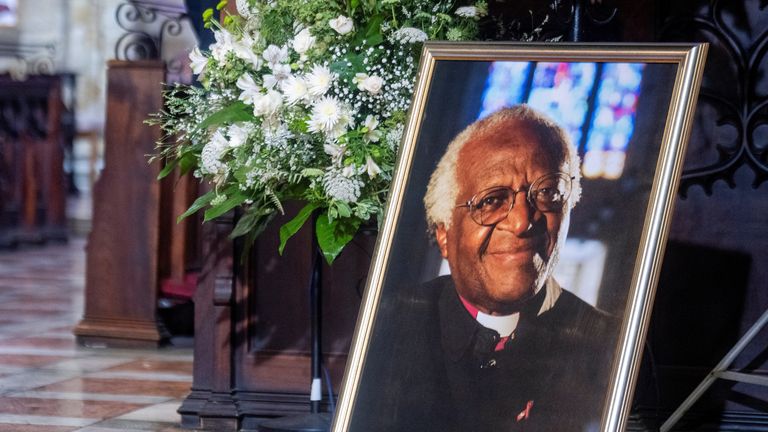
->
xmin=230 ymin=211 xmax=259 ymax=239
xmin=203 ymin=191 xmax=247 ymax=221
xmin=157 ymin=159 xmax=178 ymax=180
xmin=278 ymin=202 xmax=318 ymax=255
xmin=177 ymin=189 xmax=216 ymax=223
xmin=359 ymin=15 xmax=384 ymax=46
xmin=199 ymin=101 xmax=253 ymax=130
xmin=301 ymin=168 xmax=324 ymax=177
xmin=315 ymin=213 xmax=360 ymax=265
xmin=178 ymin=151 xmax=198 ymax=176
xmin=335 ymin=201 xmax=352 ymax=218
xmin=230 ymin=207 xmax=275 ymax=239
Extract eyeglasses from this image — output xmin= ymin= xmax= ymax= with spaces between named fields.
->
xmin=456 ymin=172 xmax=574 ymax=226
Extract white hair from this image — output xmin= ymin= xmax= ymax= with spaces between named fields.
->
xmin=424 ymin=105 xmax=582 ymax=232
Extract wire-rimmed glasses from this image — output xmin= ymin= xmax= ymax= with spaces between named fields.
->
xmin=456 ymin=172 xmax=574 ymax=226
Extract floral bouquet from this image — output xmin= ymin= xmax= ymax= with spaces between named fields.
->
xmin=150 ymin=0 xmax=485 ymax=263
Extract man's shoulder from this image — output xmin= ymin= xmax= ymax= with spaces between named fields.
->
xmin=397 ymin=274 xmax=452 ymax=305
xmin=547 ymin=289 xmax=619 ymax=342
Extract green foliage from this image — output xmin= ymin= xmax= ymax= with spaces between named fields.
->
xmin=315 ymin=211 xmax=361 ymax=264
xmin=150 ymin=0 xmax=487 ymax=264
xmin=278 ymin=202 xmax=319 ymax=255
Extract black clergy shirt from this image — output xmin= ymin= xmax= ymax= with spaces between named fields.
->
xmin=349 ymin=275 xmax=618 ymax=432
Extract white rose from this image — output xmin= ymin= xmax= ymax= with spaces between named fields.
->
xmin=292 ymin=28 xmax=316 ymax=54
xmin=253 ymin=90 xmax=283 ymax=117
xmin=329 ymin=15 xmax=354 ymax=35
xmin=361 ymin=75 xmax=384 ymax=94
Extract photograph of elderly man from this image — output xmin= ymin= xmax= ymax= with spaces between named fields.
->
xmin=352 ymin=105 xmax=619 ymax=432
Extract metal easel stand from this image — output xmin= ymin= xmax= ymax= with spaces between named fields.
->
xmin=661 ymin=308 xmax=768 ymax=432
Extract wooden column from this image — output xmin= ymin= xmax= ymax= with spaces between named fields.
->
xmin=74 ymin=60 xmax=167 ymax=347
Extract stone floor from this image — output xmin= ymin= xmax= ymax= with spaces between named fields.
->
xmin=0 ymin=237 xmax=192 ymax=432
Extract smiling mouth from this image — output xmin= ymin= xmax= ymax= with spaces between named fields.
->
xmin=485 ymin=247 xmax=539 ymax=260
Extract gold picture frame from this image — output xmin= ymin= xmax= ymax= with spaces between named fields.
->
xmin=333 ymin=42 xmax=708 ymax=432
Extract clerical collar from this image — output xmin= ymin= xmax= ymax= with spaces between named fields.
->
xmin=457 ymin=277 xmax=564 ymax=337
xmin=458 ymin=295 xmax=519 ymax=337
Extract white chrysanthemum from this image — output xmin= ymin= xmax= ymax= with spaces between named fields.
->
xmin=391 ymin=27 xmax=428 ymax=43
xmin=236 ymin=74 xmax=261 ymax=105
xmin=455 ymin=6 xmax=479 ymax=17
xmin=227 ymin=123 xmax=252 ymax=148
xmin=323 ymin=170 xmax=363 ymax=203
xmin=306 ymin=65 xmax=335 ymax=96
xmin=329 ymin=111 xmax=353 ymax=139
xmin=253 ymin=90 xmax=283 ymax=117
xmin=210 ymin=29 xmax=235 ymax=62
xmin=201 ymin=130 xmax=228 ymax=175
xmin=189 ymin=47 xmax=207 ymax=75
xmin=308 ymin=96 xmax=343 ymax=134
xmin=365 ymin=155 xmax=381 ymax=178
xmin=263 ymin=44 xmax=289 ymax=65
xmin=328 ymin=15 xmax=354 ymax=35
xmin=292 ymin=28 xmax=316 ymax=54
xmin=363 ymin=115 xmax=382 ymax=143
xmin=280 ymin=76 xmax=309 ymax=105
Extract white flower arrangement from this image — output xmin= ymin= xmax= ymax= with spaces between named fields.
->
xmin=150 ymin=0 xmax=485 ymax=263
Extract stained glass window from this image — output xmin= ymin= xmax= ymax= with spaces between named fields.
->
xmin=478 ymin=61 xmax=645 ymax=180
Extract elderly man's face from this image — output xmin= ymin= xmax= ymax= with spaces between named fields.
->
xmin=435 ymin=121 xmax=570 ymax=315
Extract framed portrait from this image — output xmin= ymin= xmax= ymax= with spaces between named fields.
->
xmin=0 ymin=0 xmax=17 ymax=27
xmin=332 ymin=43 xmax=707 ymax=432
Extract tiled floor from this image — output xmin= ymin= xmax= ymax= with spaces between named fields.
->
xmin=0 ymin=238 xmax=192 ymax=432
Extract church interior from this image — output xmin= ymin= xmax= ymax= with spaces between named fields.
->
xmin=0 ymin=0 xmax=766 ymax=431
